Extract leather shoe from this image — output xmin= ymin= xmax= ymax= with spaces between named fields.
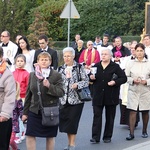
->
xmin=126 ymin=134 xmax=134 ymax=140
xmin=103 ymin=139 xmax=111 ymax=143
xmin=142 ymin=133 xmax=148 ymax=138
xmin=90 ymin=138 xmax=100 ymax=143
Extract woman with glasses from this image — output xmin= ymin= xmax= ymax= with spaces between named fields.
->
xmin=90 ymin=48 xmax=127 ymax=144
xmin=58 ymin=47 xmax=89 ymax=150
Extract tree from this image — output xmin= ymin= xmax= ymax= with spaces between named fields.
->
xmin=0 ymin=0 xmax=44 ymax=41
xmin=27 ymin=0 xmax=67 ymax=43
xmin=27 ymin=12 xmax=49 ymax=49
xmin=61 ymin=0 xmax=147 ymax=41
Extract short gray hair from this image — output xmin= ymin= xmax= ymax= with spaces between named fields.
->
xmin=101 ymin=48 xmax=113 ymax=56
xmin=63 ymin=47 xmax=75 ymax=56
xmin=77 ymin=40 xmax=84 ymax=44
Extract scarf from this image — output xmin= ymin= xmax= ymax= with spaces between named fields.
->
xmin=84 ymin=48 xmax=96 ymax=64
xmin=116 ymin=46 xmax=122 ymax=51
xmin=115 ymin=46 xmax=122 ymax=57
xmin=0 ymin=61 xmax=7 ymax=76
xmin=35 ymin=65 xmax=50 ymax=79
xmin=35 ymin=65 xmax=44 ymax=79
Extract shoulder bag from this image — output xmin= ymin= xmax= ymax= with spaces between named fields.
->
xmin=76 ymin=64 xmax=92 ymax=102
xmin=37 ymin=80 xmax=59 ymax=126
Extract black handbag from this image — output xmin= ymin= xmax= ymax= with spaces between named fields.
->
xmin=76 ymin=64 xmax=92 ymax=102
xmin=77 ymin=87 xmax=92 ymax=102
xmin=37 ymin=81 xmax=59 ymax=126
xmin=111 ymin=73 xmax=118 ymax=81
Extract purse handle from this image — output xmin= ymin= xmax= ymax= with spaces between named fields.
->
xmin=76 ymin=63 xmax=81 ymax=82
xmin=37 ymin=80 xmax=44 ymax=109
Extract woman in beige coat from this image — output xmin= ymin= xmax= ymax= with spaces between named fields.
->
xmin=125 ymin=43 xmax=150 ymax=140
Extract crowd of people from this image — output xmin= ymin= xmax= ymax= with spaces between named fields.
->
xmin=0 ymin=30 xmax=150 ymax=150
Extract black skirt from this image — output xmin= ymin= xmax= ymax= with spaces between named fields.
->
xmin=59 ymin=103 xmax=84 ymax=134
xmin=25 ymin=111 xmax=58 ymax=138
xmin=120 ymin=104 xmax=140 ymax=125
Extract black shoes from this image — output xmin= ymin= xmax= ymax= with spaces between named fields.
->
xmin=142 ymin=133 xmax=148 ymax=138
xmin=90 ymin=138 xmax=100 ymax=144
xmin=126 ymin=134 xmax=134 ymax=140
xmin=103 ymin=139 xmax=111 ymax=143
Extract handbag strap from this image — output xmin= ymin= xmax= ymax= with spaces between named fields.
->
xmin=37 ymin=80 xmax=43 ymax=109
xmin=76 ymin=63 xmax=81 ymax=82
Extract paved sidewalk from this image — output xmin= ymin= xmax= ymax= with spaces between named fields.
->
xmin=123 ymin=140 xmax=150 ymax=150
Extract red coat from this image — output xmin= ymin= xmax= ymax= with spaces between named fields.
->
xmin=13 ymin=68 xmax=29 ymax=98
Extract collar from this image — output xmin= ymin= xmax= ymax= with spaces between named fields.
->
xmin=2 ymin=42 xmax=9 ymax=47
xmin=135 ymin=57 xmax=148 ymax=62
xmin=41 ymin=46 xmax=48 ymax=52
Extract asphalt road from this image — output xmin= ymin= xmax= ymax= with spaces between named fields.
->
xmin=18 ymin=101 xmax=150 ymax=150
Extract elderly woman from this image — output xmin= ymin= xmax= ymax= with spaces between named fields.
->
xmin=90 ymin=48 xmax=127 ymax=144
xmin=74 ymin=40 xmax=85 ymax=63
xmin=126 ymin=43 xmax=150 ymax=140
xmin=58 ymin=47 xmax=89 ymax=150
xmin=22 ymin=52 xmax=64 ymax=150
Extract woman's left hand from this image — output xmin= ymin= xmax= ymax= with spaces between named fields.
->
xmin=71 ymin=83 xmax=78 ymax=89
xmin=108 ymin=81 xmax=116 ymax=86
xmin=43 ymin=79 xmax=50 ymax=88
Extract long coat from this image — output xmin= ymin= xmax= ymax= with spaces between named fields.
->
xmin=0 ymin=68 xmax=16 ymax=119
xmin=91 ymin=61 xmax=127 ymax=106
xmin=125 ymin=58 xmax=150 ymax=111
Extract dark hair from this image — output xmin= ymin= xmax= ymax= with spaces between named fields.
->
xmin=103 ymin=34 xmax=109 ymax=38
xmin=135 ymin=43 xmax=148 ymax=59
xmin=15 ymin=36 xmax=31 ymax=57
xmin=0 ymin=47 xmax=3 ymax=57
xmin=38 ymin=35 xmax=48 ymax=42
xmin=95 ymin=36 xmax=100 ymax=39
xmin=135 ymin=43 xmax=145 ymax=50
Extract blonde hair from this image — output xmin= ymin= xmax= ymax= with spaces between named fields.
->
xmin=16 ymin=82 xmax=20 ymax=100
xmin=37 ymin=52 xmax=52 ymax=61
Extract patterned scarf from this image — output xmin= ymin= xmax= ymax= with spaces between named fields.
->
xmin=0 ymin=61 xmax=7 ymax=77
xmin=35 ymin=65 xmax=44 ymax=79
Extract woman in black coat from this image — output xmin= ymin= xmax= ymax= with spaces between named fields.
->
xmin=90 ymin=48 xmax=127 ymax=144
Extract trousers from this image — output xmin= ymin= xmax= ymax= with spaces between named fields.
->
xmin=92 ymin=105 xmax=116 ymax=141
xmin=0 ymin=118 xmax=12 ymax=150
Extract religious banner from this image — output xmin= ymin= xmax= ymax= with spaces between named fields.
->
xmin=145 ymin=2 xmax=150 ymax=34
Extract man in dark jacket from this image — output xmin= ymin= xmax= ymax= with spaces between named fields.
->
xmin=89 ymin=48 xmax=127 ymax=144
xmin=33 ymin=35 xmax=58 ymax=70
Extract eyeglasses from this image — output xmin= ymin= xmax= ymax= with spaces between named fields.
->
xmin=1 ymin=35 xmax=8 ymax=38
xmin=63 ymin=56 xmax=72 ymax=58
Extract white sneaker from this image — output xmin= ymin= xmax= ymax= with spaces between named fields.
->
xmin=14 ymin=137 xmax=22 ymax=144
xmin=20 ymin=135 xmax=26 ymax=141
